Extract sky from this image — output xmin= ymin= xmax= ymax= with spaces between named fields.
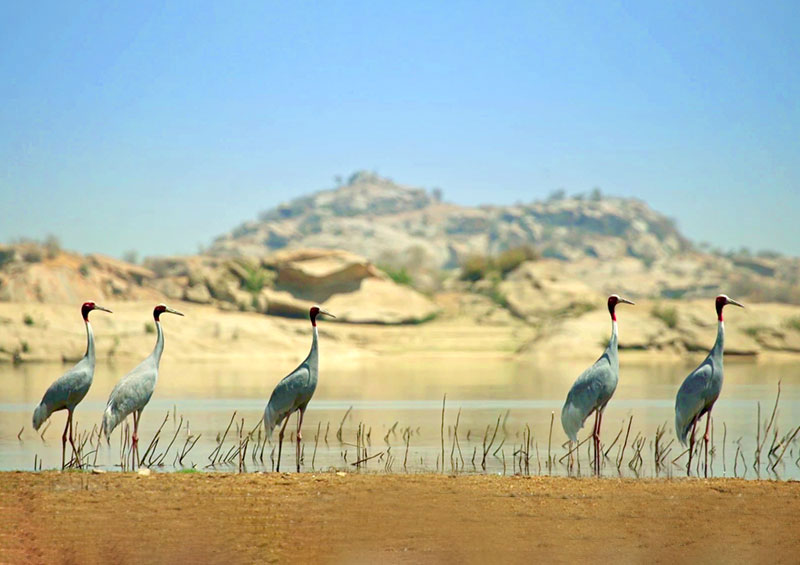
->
xmin=1 ymin=1 xmax=798 ymax=258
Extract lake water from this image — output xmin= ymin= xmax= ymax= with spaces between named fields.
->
xmin=1 ymin=357 xmax=799 ymax=479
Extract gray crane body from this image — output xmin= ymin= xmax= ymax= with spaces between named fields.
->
xmin=33 ymin=322 xmax=96 ymax=430
xmin=265 ymin=326 xmax=319 ymax=436
xmin=561 ymin=320 xmax=619 ymax=443
xmin=675 ymin=321 xmax=724 ymax=446
xmin=102 ymin=314 xmax=170 ymax=437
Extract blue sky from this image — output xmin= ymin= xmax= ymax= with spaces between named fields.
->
xmin=1 ymin=1 xmax=798 ymax=257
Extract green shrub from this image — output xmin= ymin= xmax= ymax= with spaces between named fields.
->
xmin=460 ymin=255 xmax=490 ymax=282
xmin=145 ymin=322 xmax=155 ymax=334
xmin=494 ymin=246 xmax=539 ymax=276
xmin=23 ymin=314 xmax=34 ymax=326
xmin=743 ymin=326 xmax=770 ymax=338
xmin=651 ymin=304 xmax=678 ymax=329
xmin=461 ymin=246 xmax=539 ymax=281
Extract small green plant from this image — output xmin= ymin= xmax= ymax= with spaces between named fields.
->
xmin=783 ymin=316 xmax=800 ymax=332
xmin=79 ymin=263 xmax=90 ymax=277
xmin=380 ymin=265 xmax=414 ymax=286
xmin=144 ymin=322 xmax=155 ymax=334
xmin=21 ymin=341 xmax=29 ymax=353
xmin=487 ymin=283 xmax=508 ymax=308
xmin=176 ymin=468 xmax=199 ymax=474
xmin=23 ymin=314 xmax=35 ymax=326
xmin=409 ymin=312 xmax=438 ymax=325
xmin=241 ymin=265 xmax=272 ymax=294
xmin=651 ymin=304 xmax=678 ymax=329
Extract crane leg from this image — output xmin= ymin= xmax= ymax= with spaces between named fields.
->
xmin=296 ymin=409 xmax=305 ymax=473
xmin=592 ymin=410 xmax=600 ymax=473
xmin=132 ymin=411 xmax=140 ymax=470
xmin=687 ymin=418 xmax=698 ymax=477
xmin=276 ymin=413 xmax=291 ymax=472
xmin=61 ymin=411 xmax=71 ymax=470
xmin=67 ymin=410 xmax=80 ymax=469
xmin=596 ymin=409 xmax=604 ymax=475
xmin=703 ymin=411 xmax=712 ymax=478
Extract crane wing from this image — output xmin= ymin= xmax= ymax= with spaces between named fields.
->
xmin=674 ymin=359 xmax=716 ymax=445
xmin=33 ymin=357 xmax=93 ymax=429
xmin=561 ymin=354 xmax=616 ymax=442
xmin=264 ymin=364 xmax=311 ymax=435
xmin=40 ymin=360 xmax=93 ymax=411
xmin=102 ymin=358 xmax=157 ymax=435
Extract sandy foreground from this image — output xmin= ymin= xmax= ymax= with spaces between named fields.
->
xmin=0 ymin=472 xmax=798 ymax=564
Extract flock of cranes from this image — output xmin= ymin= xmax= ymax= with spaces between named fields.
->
xmin=32 ymin=294 xmax=743 ymax=476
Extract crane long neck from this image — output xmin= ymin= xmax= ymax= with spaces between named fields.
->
xmin=608 ymin=318 xmax=618 ymax=351
xmin=308 ymin=325 xmax=319 ymax=365
xmin=153 ymin=320 xmax=165 ymax=366
xmin=84 ymin=320 xmax=95 ymax=361
xmin=712 ymin=320 xmax=724 ymax=357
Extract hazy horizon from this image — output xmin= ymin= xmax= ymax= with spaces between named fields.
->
xmin=2 ymin=1 xmax=798 ymax=258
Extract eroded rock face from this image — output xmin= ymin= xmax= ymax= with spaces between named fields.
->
xmin=0 ymin=245 xmax=160 ymax=304
xmin=146 ymin=248 xmax=439 ymax=324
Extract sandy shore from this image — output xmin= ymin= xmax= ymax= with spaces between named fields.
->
xmin=1 ymin=472 xmax=798 ymax=564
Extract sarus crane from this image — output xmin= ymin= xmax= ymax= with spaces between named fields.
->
xmin=32 ymin=301 xmax=112 ymax=468
xmin=675 ymin=294 xmax=743 ymax=477
xmin=101 ymin=303 xmax=183 ymax=465
xmin=265 ymin=305 xmax=335 ymax=472
xmin=562 ymin=294 xmax=634 ymax=474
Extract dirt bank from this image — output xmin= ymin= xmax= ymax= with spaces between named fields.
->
xmin=1 ymin=472 xmax=797 ymax=564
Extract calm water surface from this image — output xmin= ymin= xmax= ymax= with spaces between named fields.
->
xmin=1 ymin=357 xmax=799 ymax=479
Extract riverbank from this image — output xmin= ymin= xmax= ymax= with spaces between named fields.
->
xmin=1 ymin=472 xmax=798 ymax=563
xmin=3 ymin=298 xmax=800 ymax=366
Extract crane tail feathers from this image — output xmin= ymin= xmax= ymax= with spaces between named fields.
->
xmin=32 ymin=402 xmax=50 ymax=431
xmin=264 ymin=404 xmax=285 ymax=438
xmin=561 ymin=402 xmax=585 ymax=443
xmin=101 ymin=406 xmax=122 ymax=439
xmin=675 ymin=413 xmax=691 ymax=447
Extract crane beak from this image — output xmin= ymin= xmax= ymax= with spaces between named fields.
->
xmin=165 ymin=306 xmax=185 ymax=316
xmin=727 ymin=298 xmax=744 ymax=308
xmin=619 ymin=297 xmax=635 ymax=306
xmin=319 ymin=308 xmax=336 ymax=319
xmin=94 ymin=305 xmax=113 ymax=314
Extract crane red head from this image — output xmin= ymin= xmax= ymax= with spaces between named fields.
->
xmin=81 ymin=301 xmax=112 ymax=321
xmin=715 ymin=294 xmax=744 ymax=321
xmin=310 ymin=305 xmax=336 ymax=327
xmin=153 ymin=303 xmax=184 ymax=321
xmin=608 ymin=294 xmax=635 ymax=321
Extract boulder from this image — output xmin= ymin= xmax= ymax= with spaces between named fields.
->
xmin=325 ymin=278 xmax=439 ymax=324
xmin=184 ymin=283 xmax=212 ymax=304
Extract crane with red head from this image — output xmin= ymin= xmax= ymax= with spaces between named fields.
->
xmin=264 ymin=305 xmax=335 ymax=472
xmin=101 ymin=303 xmax=183 ymax=467
xmin=561 ymin=294 xmax=635 ymax=474
xmin=675 ymin=294 xmax=744 ymax=476
xmin=32 ymin=301 xmax=112 ymax=468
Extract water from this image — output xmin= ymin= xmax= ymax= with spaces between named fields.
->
xmin=1 ymin=357 xmax=799 ymax=478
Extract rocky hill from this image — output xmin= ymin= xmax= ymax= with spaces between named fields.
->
xmin=209 ymin=171 xmax=800 ymax=304
xmin=210 ymin=171 xmax=690 ymax=267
